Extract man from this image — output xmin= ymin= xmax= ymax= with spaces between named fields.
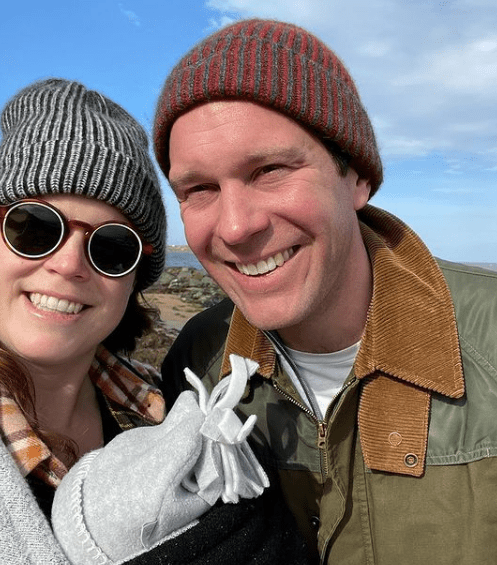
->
xmin=154 ymin=18 xmax=497 ymax=564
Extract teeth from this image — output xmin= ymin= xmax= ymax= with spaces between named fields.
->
xmin=29 ymin=293 xmax=84 ymax=314
xmin=236 ymin=248 xmax=295 ymax=276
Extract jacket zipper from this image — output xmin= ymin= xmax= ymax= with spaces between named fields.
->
xmin=272 ymin=380 xmax=330 ymax=477
xmin=263 ymin=331 xmax=329 ymax=475
xmin=317 ymin=421 xmax=327 ymax=449
xmin=262 ymin=330 xmax=358 ymax=480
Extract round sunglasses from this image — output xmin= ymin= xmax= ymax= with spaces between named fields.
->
xmin=0 ymin=199 xmax=153 ymax=278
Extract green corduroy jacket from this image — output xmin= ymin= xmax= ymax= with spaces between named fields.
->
xmin=161 ymin=205 xmax=497 ymax=564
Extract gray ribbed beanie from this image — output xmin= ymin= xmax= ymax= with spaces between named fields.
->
xmin=0 ymin=78 xmax=166 ymax=288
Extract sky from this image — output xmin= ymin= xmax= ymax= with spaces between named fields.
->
xmin=1 ymin=0 xmax=496 ymax=262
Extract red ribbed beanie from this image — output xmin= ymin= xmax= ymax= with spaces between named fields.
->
xmin=154 ymin=18 xmax=383 ymax=196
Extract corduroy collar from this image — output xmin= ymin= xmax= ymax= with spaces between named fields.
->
xmin=220 ymin=204 xmax=464 ymax=476
xmin=354 ymin=205 xmax=464 ymax=396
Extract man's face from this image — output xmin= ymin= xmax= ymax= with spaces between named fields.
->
xmin=169 ymin=101 xmax=370 ymax=349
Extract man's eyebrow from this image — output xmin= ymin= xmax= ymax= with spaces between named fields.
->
xmin=168 ymin=171 xmax=203 ymax=192
xmin=244 ymin=147 xmax=305 ymax=164
xmin=169 ymin=147 xmax=305 ymax=191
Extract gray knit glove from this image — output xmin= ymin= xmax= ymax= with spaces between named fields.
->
xmin=52 ymin=354 xmax=268 ymax=565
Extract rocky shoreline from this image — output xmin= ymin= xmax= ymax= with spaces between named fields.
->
xmin=151 ymin=266 xmax=226 ymax=309
xmin=133 ymin=267 xmax=226 ymax=370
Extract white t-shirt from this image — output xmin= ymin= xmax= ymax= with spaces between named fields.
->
xmin=281 ymin=341 xmax=361 ymax=419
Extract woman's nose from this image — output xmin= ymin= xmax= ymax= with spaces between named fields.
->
xmin=42 ymin=232 xmax=92 ymax=280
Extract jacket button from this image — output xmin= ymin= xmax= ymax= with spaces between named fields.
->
xmin=388 ymin=432 xmax=402 ymax=446
xmin=404 ymin=453 xmax=418 ymax=467
xmin=310 ymin=515 xmax=320 ymax=530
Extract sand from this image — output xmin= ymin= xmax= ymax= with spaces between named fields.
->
xmin=144 ymin=292 xmax=204 ymax=328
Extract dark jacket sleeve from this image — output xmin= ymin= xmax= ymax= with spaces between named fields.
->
xmin=121 ymin=480 xmax=310 ymax=565
xmin=159 ymin=298 xmax=234 ymax=409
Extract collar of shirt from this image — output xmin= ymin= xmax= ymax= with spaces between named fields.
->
xmin=0 ymin=345 xmax=165 ymax=487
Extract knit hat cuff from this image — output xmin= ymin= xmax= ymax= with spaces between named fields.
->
xmin=1 ymin=141 xmax=145 ymax=199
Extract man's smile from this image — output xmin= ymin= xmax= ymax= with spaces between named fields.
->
xmin=235 ymin=247 xmax=296 ymax=276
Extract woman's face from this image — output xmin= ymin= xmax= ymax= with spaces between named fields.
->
xmin=0 ymin=194 xmax=136 ymax=370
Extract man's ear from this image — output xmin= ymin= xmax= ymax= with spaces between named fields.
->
xmin=353 ymin=177 xmax=371 ymax=211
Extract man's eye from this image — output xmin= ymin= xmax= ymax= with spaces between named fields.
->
xmin=260 ymin=164 xmax=281 ymax=174
xmin=185 ymin=184 xmax=211 ymax=196
xmin=178 ymin=184 xmax=218 ymax=205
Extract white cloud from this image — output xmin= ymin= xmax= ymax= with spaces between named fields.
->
xmin=119 ymin=3 xmax=141 ymax=27
xmin=454 ymin=0 xmax=497 ymax=9
xmin=357 ymin=40 xmax=394 ymax=58
xmin=433 ymin=187 xmax=473 ymax=194
xmin=207 ymin=0 xmax=331 ymax=21
xmin=203 ymin=0 xmax=497 ymax=170
xmin=447 ymin=121 xmax=496 ymax=134
xmin=380 ymin=137 xmax=433 ymax=158
xmin=395 ymin=36 xmax=497 ymax=95
xmin=206 ymin=15 xmax=236 ymax=31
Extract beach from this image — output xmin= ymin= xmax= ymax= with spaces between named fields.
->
xmin=133 ymin=292 xmax=202 ymax=372
xmin=145 ymin=292 xmax=204 ymax=329
xmin=132 ymin=266 xmax=225 ymax=370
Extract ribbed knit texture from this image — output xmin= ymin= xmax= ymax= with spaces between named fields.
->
xmin=0 ymin=79 xmax=166 ymax=288
xmin=0 ymin=440 xmax=69 ymax=564
xmin=154 ymin=18 xmax=383 ymax=195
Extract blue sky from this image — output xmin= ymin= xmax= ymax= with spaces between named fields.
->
xmin=1 ymin=0 xmax=496 ymax=261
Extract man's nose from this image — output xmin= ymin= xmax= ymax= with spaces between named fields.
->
xmin=215 ymin=184 xmax=270 ymax=246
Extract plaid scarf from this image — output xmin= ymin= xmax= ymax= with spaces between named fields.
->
xmin=0 ymin=345 xmax=165 ymax=488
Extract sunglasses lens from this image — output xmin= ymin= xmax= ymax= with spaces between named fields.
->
xmin=4 ymin=203 xmax=63 ymax=257
xmin=89 ymin=224 xmax=142 ymax=276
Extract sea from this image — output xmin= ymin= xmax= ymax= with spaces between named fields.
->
xmin=165 ymin=250 xmax=204 ymax=271
xmin=165 ymin=250 xmax=497 ymax=274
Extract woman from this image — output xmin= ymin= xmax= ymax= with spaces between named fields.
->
xmin=0 ymin=78 xmax=167 ymax=563
xmin=0 ymin=78 xmax=308 ymax=565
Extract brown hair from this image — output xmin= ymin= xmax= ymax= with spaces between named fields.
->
xmin=0 ymin=348 xmax=79 ymax=466
xmin=321 ymin=138 xmax=352 ymax=178
xmin=103 ymin=286 xmax=159 ymax=355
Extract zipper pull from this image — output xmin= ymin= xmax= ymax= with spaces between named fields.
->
xmin=317 ymin=421 xmax=327 ymax=449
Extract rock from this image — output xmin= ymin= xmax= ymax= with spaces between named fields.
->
xmin=135 ymin=267 xmax=227 ymax=370
xmin=147 ymin=267 xmax=226 ymax=308
xmin=158 ymin=271 xmax=175 ymax=286
xmin=132 ymin=321 xmax=179 ymax=371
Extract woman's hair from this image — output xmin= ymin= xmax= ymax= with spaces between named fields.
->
xmin=0 ymin=347 xmax=81 ymax=466
xmin=103 ymin=285 xmax=160 ymax=355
